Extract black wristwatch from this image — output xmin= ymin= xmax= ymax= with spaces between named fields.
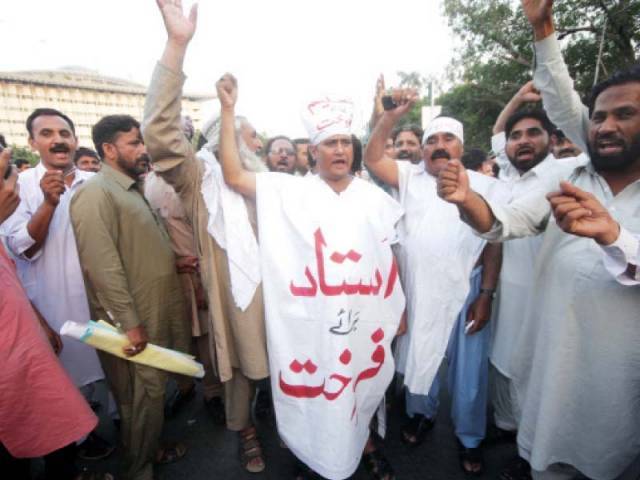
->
xmin=479 ymin=288 xmax=496 ymax=299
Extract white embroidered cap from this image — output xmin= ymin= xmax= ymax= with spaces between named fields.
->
xmin=422 ymin=116 xmax=464 ymax=146
xmin=301 ymin=96 xmax=354 ymax=145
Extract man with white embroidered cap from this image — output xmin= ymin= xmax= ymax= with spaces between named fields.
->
xmin=217 ymin=72 xmax=407 ymax=480
xmin=365 ymin=97 xmax=507 ymax=475
xmin=142 ymin=0 xmax=269 ymax=473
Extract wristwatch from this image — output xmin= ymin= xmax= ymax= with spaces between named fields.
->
xmin=479 ymin=288 xmax=496 ymax=299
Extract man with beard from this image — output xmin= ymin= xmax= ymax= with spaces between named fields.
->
xmin=264 ymin=136 xmax=297 ymax=174
xmin=491 ymin=81 xmax=587 ymax=182
xmin=365 ymin=106 xmax=507 ymax=475
xmin=142 ymin=1 xmax=269 ymax=473
xmin=436 ymin=2 xmax=640 ymax=474
xmin=392 ymin=124 xmax=423 ymax=164
xmin=484 ymin=109 xmax=579 ymax=477
xmin=294 ymin=138 xmax=311 ymax=176
xmin=70 ymin=114 xmax=189 ymax=480
xmin=0 ymin=108 xmax=112 ymax=460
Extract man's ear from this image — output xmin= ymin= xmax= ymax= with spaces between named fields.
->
xmin=102 ymin=143 xmax=116 ymax=160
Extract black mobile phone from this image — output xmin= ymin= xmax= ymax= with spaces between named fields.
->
xmin=3 ymin=164 xmax=12 ymax=180
xmin=381 ymin=95 xmax=397 ymax=111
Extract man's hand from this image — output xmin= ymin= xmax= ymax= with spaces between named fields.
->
xmin=547 ymin=181 xmax=620 ymax=245
xmin=176 ymin=255 xmax=198 ymax=274
xmin=437 ymin=159 xmax=470 ymax=205
xmin=124 ymin=325 xmax=149 ymax=357
xmin=465 ymin=293 xmax=492 ymax=335
xmin=371 ymin=74 xmax=387 ymax=126
xmin=516 ymin=81 xmax=541 ymax=104
xmin=383 ymin=87 xmax=419 ymax=122
xmin=396 ymin=310 xmax=408 ymax=337
xmin=521 ymin=0 xmax=554 ymax=39
xmin=0 ymin=149 xmax=20 ymax=225
xmin=216 ymin=73 xmax=238 ymax=111
xmin=156 ymin=0 xmax=198 ymax=46
xmin=43 ymin=322 xmax=64 ymax=355
xmin=40 ymin=170 xmax=65 ymax=207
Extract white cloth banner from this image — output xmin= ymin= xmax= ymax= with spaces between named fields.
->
xmin=256 ymin=173 xmax=405 ymax=480
xmin=198 ymin=148 xmax=261 ymax=310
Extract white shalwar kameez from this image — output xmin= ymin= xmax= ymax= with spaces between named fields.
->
xmin=479 ymin=162 xmax=640 ymax=480
xmin=393 ymin=161 xmax=509 ymax=395
xmin=1 ymin=164 xmax=104 ymax=388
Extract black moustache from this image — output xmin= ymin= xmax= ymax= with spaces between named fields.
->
xmin=430 ymin=150 xmax=450 ymax=161
xmin=397 ymin=151 xmax=411 ymax=159
xmin=50 ymin=146 xmax=70 ymax=153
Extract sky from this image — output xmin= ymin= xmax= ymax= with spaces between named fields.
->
xmin=0 ymin=0 xmax=456 ymax=137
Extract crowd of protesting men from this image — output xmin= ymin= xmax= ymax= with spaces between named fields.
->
xmin=1 ymin=0 xmax=640 ymax=479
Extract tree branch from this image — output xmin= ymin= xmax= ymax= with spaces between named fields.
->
xmin=557 ymin=26 xmax=598 ymax=40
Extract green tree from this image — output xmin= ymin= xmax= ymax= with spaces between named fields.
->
xmin=438 ymin=0 xmax=639 ymax=149
xmin=10 ymin=145 xmax=40 ymax=166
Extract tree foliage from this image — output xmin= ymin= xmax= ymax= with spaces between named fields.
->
xmin=437 ymin=0 xmax=639 ymax=149
xmin=10 ymin=145 xmax=39 ymax=166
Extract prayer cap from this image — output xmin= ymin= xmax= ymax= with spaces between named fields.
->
xmin=301 ymin=96 xmax=354 ymax=145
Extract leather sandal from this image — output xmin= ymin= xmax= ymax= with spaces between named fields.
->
xmin=361 ymin=448 xmax=395 ymax=480
xmin=401 ymin=414 xmax=435 ymax=446
xmin=239 ymin=426 xmax=265 ymax=473
xmin=458 ymin=441 xmax=484 ymax=476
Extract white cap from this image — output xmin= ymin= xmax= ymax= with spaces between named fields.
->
xmin=301 ymin=96 xmax=354 ymax=145
xmin=422 ymin=116 xmax=464 ymax=146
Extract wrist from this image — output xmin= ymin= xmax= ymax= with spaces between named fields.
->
xmin=533 ymin=18 xmax=555 ymax=41
xmin=595 ymin=221 xmax=620 ymax=246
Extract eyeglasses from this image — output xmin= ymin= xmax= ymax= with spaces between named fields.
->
xmin=269 ymin=148 xmax=296 ymax=156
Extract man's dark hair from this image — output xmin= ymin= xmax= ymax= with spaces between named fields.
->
xmin=26 ymin=108 xmax=75 ymax=139
xmin=391 ymin=124 xmax=423 ymax=144
xmin=293 ymin=138 xmax=310 ymax=146
xmin=551 ymin=128 xmax=566 ymax=140
xmin=14 ymin=158 xmax=30 ymax=169
xmin=264 ymin=135 xmax=295 ymax=156
xmin=505 ymin=109 xmax=554 ymax=138
xmin=0 ymin=134 xmax=6 ymax=148
xmin=461 ymin=148 xmax=487 ymax=171
xmin=74 ymin=146 xmax=100 ymax=163
xmin=351 ymin=135 xmax=363 ymax=174
xmin=92 ymin=115 xmax=140 ymax=158
xmin=589 ymin=63 xmax=640 ymax=116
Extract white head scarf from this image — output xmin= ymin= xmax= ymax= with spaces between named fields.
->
xmin=422 ymin=116 xmax=464 ymax=146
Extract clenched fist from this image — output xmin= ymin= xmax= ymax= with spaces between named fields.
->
xmin=40 ymin=170 xmax=66 ymax=207
xmin=437 ymin=159 xmax=470 ymax=205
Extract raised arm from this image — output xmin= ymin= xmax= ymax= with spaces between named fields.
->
xmin=493 ymin=81 xmax=541 ymax=135
xmin=216 ymin=74 xmax=256 ymax=199
xmin=522 ymin=0 xmax=590 ymax=152
xmin=363 ymin=88 xmax=418 ymax=189
xmin=142 ymin=0 xmax=200 ymax=196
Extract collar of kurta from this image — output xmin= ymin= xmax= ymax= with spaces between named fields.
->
xmin=34 ymin=161 xmax=93 ymax=189
xmin=100 ymin=163 xmax=140 ymax=191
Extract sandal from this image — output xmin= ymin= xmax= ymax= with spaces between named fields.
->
xmin=401 ymin=414 xmax=435 ymax=446
xmin=361 ymin=448 xmax=395 ymax=480
xmin=155 ymin=442 xmax=187 ymax=465
xmin=499 ymin=456 xmax=532 ymax=480
xmin=458 ymin=441 xmax=484 ymax=476
xmin=239 ymin=426 xmax=266 ymax=473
